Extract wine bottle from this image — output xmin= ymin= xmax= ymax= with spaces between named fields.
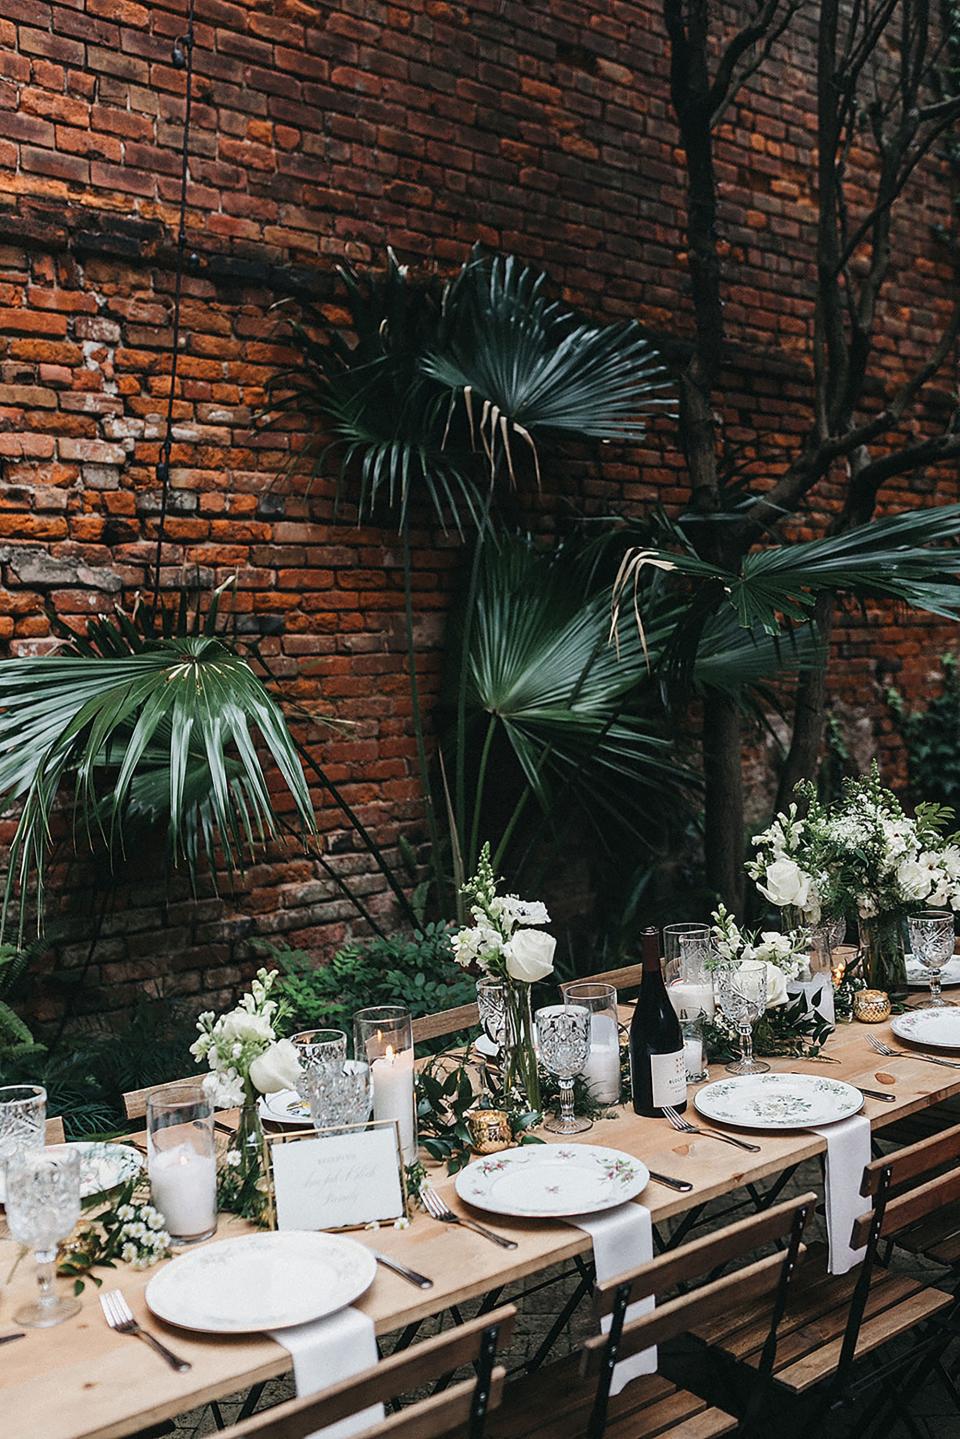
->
xmin=629 ymin=925 xmax=687 ymax=1116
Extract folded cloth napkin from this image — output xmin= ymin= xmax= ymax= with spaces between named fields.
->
xmin=811 ymin=1112 xmax=871 ymax=1275
xmin=569 ymin=1202 xmax=655 ymax=1394
xmin=269 ymin=1305 xmax=383 ymax=1439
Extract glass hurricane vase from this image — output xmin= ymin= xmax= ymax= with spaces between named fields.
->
xmin=857 ymin=913 xmax=907 ymax=994
xmin=502 ymin=980 xmax=541 ymax=1113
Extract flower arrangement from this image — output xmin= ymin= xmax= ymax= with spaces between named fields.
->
xmin=453 ymin=845 xmax=556 ymax=983
xmin=454 ymin=844 xmax=555 ymax=1109
xmin=748 ymin=764 xmax=960 ymax=989
xmin=191 ymin=968 xmax=297 ymax=1222
xmin=190 ymin=968 xmax=298 ymax=1107
xmin=57 ymin=1178 xmax=171 ymax=1293
xmin=708 ymin=905 xmax=807 ymax=1008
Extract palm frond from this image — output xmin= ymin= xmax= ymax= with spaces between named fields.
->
xmin=0 ymin=634 xmax=315 ymax=937
xmin=424 ymin=251 xmax=675 ymax=479
xmin=613 ymin=506 xmax=960 ymax=667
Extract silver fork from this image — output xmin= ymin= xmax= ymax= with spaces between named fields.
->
xmin=100 ymin=1290 xmax=191 ymax=1372
xmin=867 ymin=1034 xmax=960 ymax=1070
xmin=419 ymin=1183 xmax=518 ymax=1249
xmin=662 ymin=1106 xmax=762 ymax=1153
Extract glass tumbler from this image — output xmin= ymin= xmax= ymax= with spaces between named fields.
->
xmin=146 ymin=1086 xmax=218 ymax=1244
xmin=290 ymin=1029 xmax=348 ymax=1101
xmin=564 ymin=981 xmax=620 ymax=1104
xmin=301 ymin=1060 xmax=374 ymax=1134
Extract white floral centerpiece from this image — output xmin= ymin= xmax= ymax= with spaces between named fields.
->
xmin=453 ymin=843 xmax=555 ymax=1110
xmin=191 ymin=968 xmax=297 ymax=1218
xmin=748 ymin=765 xmax=960 ymax=990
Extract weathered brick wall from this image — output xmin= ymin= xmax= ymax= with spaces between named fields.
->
xmin=0 ymin=0 xmax=957 ymax=1017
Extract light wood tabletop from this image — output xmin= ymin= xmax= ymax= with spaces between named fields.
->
xmin=4 ymin=1007 xmax=959 ymax=1439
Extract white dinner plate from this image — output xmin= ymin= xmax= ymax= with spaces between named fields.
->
xmin=146 ymin=1231 xmax=377 ymax=1333
xmin=891 ymin=1008 xmax=960 ymax=1050
xmin=905 ymin=955 xmax=960 ymax=989
xmin=454 ymin=1143 xmax=649 ymax=1219
xmin=0 ymin=1140 xmax=143 ymax=1205
xmin=257 ymin=1088 xmax=312 ymax=1127
xmin=695 ymin=1073 xmax=863 ymax=1130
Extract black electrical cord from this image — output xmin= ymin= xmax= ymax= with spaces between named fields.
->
xmin=150 ymin=0 xmax=197 ymax=619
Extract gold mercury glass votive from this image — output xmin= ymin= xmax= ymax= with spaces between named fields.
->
xmin=853 ymin=989 xmax=892 ymax=1023
xmin=467 ymin=1108 xmax=513 ymax=1154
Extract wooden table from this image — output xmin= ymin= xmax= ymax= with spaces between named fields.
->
xmin=4 ymin=1010 xmax=960 ymax=1439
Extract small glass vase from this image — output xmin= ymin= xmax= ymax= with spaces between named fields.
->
xmin=857 ymin=913 xmax=907 ymax=994
xmin=227 ymin=1082 xmax=267 ymax=1220
xmin=502 ymin=980 xmax=541 ymax=1113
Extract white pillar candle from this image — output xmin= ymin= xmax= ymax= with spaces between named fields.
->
xmin=149 ymin=1142 xmax=217 ymax=1240
xmin=582 ymin=1012 xmax=621 ymax=1104
xmin=683 ymin=1034 xmax=704 ymax=1082
xmin=372 ymin=1045 xmax=416 ymax=1162
xmin=668 ymin=981 xmax=715 ymax=1021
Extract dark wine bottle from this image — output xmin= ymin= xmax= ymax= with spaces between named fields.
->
xmin=629 ymin=925 xmax=687 ymax=1116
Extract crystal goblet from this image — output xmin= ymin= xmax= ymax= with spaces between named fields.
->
xmin=6 ymin=1147 xmax=82 ymax=1328
xmin=535 ymin=1004 xmax=591 ymax=1135
xmin=716 ymin=961 xmax=769 ymax=1075
xmin=908 ymin=910 xmax=956 ymax=1008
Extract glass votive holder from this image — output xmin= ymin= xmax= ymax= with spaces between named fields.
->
xmin=146 ymin=1085 xmax=218 ymax=1244
xmin=0 ymin=1084 xmax=47 ymax=1169
xmin=668 ymin=935 xmax=716 ymax=1021
xmin=354 ymin=1005 xmax=417 ymax=1163
xmin=290 ymin=1029 xmax=348 ymax=1101
xmin=301 ymin=1060 xmax=374 ymax=1134
xmin=681 ymin=1019 xmax=708 ymax=1083
xmin=663 ymin=923 xmax=710 ymax=968
xmin=564 ymin=981 xmax=621 ymax=1104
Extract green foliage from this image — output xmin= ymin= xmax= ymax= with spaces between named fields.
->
xmin=265 ymin=247 xmax=673 ymax=534
xmin=889 ymin=652 xmax=960 ymax=810
xmin=0 ymin=942 xmax=36 ymax=1063
xmin=267 ymin=924 xmax=477 ymax=1037
xmin=0 ymin=1000 xmax=199 ymax=1139
xmin=0 ymin=587 xmax=314 ymax=939
xmin=702 ymin=994 xmax=832 ymax=1061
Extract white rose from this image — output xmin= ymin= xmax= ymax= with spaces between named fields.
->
xmin=503 ymin=928 xmax=556 ymax=983
xmin=896 ymin=856 xmax=931 ymax=903
xmin=249 ymin=1038 xmax=301 ymax=1094
xmin=758 ymin=858 xmax=811 ymax=910
xmin=220 ymin=1009 xmax=274 ymax=1044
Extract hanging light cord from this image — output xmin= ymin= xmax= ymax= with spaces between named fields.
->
xmin=151 ymin=0 xmax=197 ymax=616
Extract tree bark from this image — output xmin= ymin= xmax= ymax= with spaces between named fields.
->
xmin=702 ymin=689 xmax=745 ymax=910
xmin=775 ymin=590 xmax=836 ymax=812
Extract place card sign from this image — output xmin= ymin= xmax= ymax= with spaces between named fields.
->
xmin=265 ymin=1121 xmax=407 ymax=1232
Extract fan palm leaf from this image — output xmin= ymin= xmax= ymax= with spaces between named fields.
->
xmin=612 ymin=505 xmax=960 ymax=682
xmin=423 ymin=252 xmax=674 ymax=481
xmin=0 ymin=635 xmax=315 ymax=937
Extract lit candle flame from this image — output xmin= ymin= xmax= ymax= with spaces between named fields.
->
xmin=385 ymin=1043 xmax=395 ymax=1062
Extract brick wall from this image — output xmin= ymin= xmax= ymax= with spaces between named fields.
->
xmin=0 ymin=0 xmax=957 ymax=1018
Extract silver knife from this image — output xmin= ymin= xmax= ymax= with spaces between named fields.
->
xmin=647 ymin=1169 xmax=694 ymax=1193
xmin=373 ymin=1252 xmax=433 ymax=1290
xmin=0 ymin=1333 xmax=24 ymax=1345
xmin=859 ymin=1087 xmax=896 ymax=1102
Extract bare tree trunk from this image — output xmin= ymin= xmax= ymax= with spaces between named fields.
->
xmin=776 ymin=591 xmax=836 ymax=811
xmin=702 ymin=691 xmax=745 ymax=910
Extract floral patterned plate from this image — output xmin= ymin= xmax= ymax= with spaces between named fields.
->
xmin=694 ymin=1073 xmax=863 ymax=1130
xmin=0 ymin=1140 xmax=143 ymax=1205
xmin=257 ymin=1088 xmax=312 ymax=1127
xmin=891 ymin=1008 xmax=960 ymax=1050
xmin=146 ymin=1231 xmax=377 ymax=1333
xmin=454 ymin=1143 xmax=649 ymax=1219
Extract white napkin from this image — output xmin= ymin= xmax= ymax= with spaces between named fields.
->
xmin=269 ymin=1306 xmax=383 ymax=1439
xmin=569 ymin=1202 xmax=656 ymax=1393
xmin=811 ymin=1113 xmax=871 ymax=1275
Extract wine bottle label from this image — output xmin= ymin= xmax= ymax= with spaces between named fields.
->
xmin=649 ymin=1050 xmax=687 ymax=1107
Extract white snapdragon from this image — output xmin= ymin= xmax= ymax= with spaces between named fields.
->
xmin=193 ymin=968 xmax=290 ymax=1102
xmin=457 ymin=845 xmax=555 ymax=985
